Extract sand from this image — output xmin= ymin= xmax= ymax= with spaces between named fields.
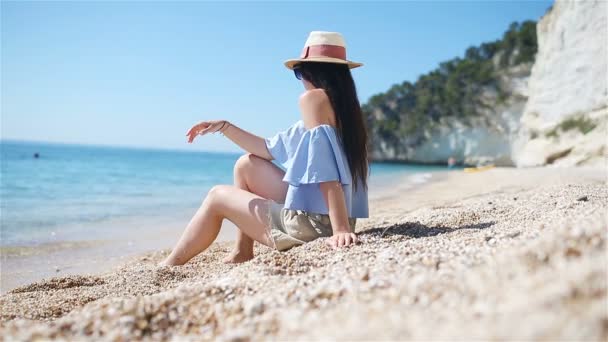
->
xmin=0 ymin=218 xmax=240 ymax=293
xmin=0 ymin=167 xmax=606 ymax=340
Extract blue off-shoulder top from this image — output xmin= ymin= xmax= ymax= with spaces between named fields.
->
xmin=264 ymin=120 xmax=369 ymax=218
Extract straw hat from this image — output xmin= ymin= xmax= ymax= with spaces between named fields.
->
xmin=284 ymin=31 xmax=363 ymax=70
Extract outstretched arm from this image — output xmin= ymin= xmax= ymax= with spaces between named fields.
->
xmin=186 ymin=120 xmax=272 ymax=160
xmin=320 ymin=181 xmax=358 ymax=249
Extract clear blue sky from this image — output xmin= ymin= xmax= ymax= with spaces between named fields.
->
xmin=1 ymin=1 xmax=552 ymax=152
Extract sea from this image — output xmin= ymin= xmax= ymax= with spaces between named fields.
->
xmin=1 ymin=139 xmax=449 ymax=250
xmin=0 ymin=139 xmax=451 ymax=291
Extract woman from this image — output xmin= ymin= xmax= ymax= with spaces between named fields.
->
xmin=160 ymin=31 xmax=369 ymax=266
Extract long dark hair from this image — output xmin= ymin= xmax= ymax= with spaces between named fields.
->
xmin=297 ymin=61 xmax=369 ymax=191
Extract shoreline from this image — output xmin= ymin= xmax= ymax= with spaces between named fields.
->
xmin=0 ymin=218 xmax=240 ymax=294
xmin=0 ymin=168 xmax=444 ymax=294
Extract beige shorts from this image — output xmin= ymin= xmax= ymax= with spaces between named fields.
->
xmin=265 ymin=201 xmax=357 ymax=251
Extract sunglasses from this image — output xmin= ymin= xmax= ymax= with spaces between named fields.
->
xmin=293 ymin=65 xmax=303 ymax=80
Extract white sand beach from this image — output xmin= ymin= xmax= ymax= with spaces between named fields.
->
xmin=0 ymin=166 xmax=606 ymax=340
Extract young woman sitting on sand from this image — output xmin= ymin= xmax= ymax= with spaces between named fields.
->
xmin=160 ymin=31 xmax=369 ymax=266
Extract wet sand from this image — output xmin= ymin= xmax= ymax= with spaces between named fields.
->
xmin=0 ymin=217 xmax=240 ymax=293
xmin=0 ymin=167 xmax=606 ymax=340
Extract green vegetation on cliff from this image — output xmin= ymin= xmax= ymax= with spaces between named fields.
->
xmin=364 ymin=21 xmax=537 ymax=145
xmin=545 ymin=115 xmax=597 ymax=138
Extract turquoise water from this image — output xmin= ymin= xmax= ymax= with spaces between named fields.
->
xmin=1 ymin=140 xmax=447 ymax=246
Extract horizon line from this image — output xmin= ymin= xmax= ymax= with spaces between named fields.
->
xmin=0 ymin=137 xmax=242 ymax=156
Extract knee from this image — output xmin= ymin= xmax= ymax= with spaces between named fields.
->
xmin=205 ymin=185 xmax=231 ymax=208
xmin=234 ymin=153 xmax=260 ymax=177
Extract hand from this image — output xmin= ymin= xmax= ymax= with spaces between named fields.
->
xmin=186 ymin=120 xmax=229 ymax=143
xmin=325 ymin=232 xmax=358 ymax=250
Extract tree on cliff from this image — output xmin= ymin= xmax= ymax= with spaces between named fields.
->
xmin=364 ymin=20 xmax=537 ymax=152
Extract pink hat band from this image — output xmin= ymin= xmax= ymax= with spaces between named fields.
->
xmin=300 ymin=44 xmax=347 ymax=60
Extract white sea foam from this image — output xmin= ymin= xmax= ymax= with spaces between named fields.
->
xmin=409 ymin=172 xmax=433 ymax=184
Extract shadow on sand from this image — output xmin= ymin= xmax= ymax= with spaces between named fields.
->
xmin=360 ymin=221 xmax=496 ymax=239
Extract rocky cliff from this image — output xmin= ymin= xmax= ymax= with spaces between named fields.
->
xmin=512 ymin=0 xmax=607 ymax=167
xmin=394 ymin=63 xmax=531 ymax=166
xmin=365 ymin=21 xmax=537 ymax=166
xmin=365 ymin=1 xmax=607 ymax=167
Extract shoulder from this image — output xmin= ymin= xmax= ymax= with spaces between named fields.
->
xmin=298 ymin=89 xmax=335 ymax=129
xmin=298 ymin=88 xmax=328 ymax=106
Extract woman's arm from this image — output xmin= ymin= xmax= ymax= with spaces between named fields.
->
xmin=320 ymin=181 xmax=358 ymax=249
xmin=186 ymin=120 xmax=272 ymax=160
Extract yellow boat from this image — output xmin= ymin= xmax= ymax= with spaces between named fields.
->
xmin=464 ymin=164 xmax=495 ymax=173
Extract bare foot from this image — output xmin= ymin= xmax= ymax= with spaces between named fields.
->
xmin=157 ymin=259 xmax=172 ymax=267
xmin=158 ymin=255 xmax=182 ymax=267
xmin=222 ymin=250 xmax=254 ymax=264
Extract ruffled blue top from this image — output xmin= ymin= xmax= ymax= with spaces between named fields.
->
xmin=265 ymin=120 xmax=369 ymax=218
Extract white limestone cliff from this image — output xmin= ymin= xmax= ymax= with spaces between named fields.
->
xmin=397 ymin=64 xmax=531 ymax=166
xmin=513 ymin=0 xmax=608 ymax=167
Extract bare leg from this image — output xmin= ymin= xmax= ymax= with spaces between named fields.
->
xmin=160 ymin=184 xmax=281 ymax=266
xmin=223 ymin=154 xmax=287 ymax=263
